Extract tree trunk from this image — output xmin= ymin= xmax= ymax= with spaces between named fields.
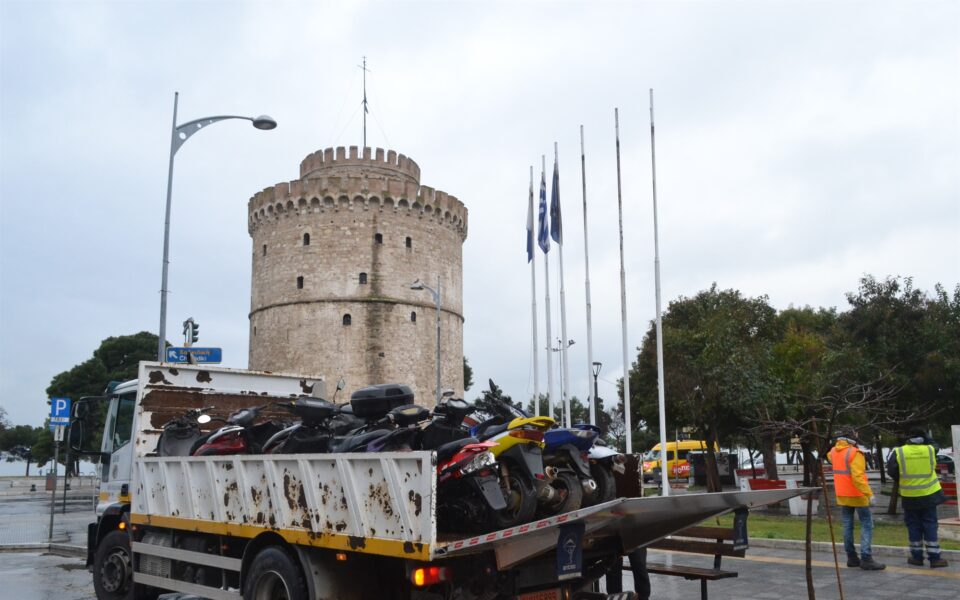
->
xmin=876 ymin=443 xmax=886 ymax=485
xmin=24 ymin=459 xmax=32 ymax=477
xmin=703 ymin=424 xmax=722 ymax=492
xmin=887 ymin=480 xmax=899 ymax=515
xmin=800 ymin=441 xmax=813 ymax=487
xmin=760 ymin=434 xmax=778 ymax=480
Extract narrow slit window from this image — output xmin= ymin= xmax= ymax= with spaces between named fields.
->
xmin=296 ymin=276 xmax=304 ymax=289
xmin=411 ymin=311 xmax=417 ymax=322
xmin=303 ymin=232 xmax=310 ymax=246
xmin=359 ymin=272 xmax=368 ymax=284
xmin=343 ymin=314 xmax=352 ymax=326
xmin=375 ymin=232 xmax=383 ymax=244
xmin=262 ymin=244 xmax=267 ymax=256
xmin=405 ymin=236 xmax=412 ymax=248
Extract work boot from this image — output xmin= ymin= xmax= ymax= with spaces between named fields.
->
xmin=907 ymin=557 xmax=924 ymax=566
xmin=929 ymin=557 xmax=948 ymax=568
xmin=859 ymin=557 xmax=886 ymax=571
xmin=846 ymin=556 xmax=861 ymax=568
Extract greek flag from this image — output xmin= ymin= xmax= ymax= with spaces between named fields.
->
xmin=538 ymin=170 xmax=550 ymax=253
xmin=527 ymin=177 xmax=534 ymax=262
xmin=550 ymin=159 xmax=562 ymax=245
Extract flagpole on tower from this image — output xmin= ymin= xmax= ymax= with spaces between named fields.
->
xmin=614 ymin=108 xmax=632 ymax=455
xmin=528 ymin=166 xmax=541 ymax=415
xmin=553 ymin=143 xmax=572 ymax=428
xmin=580 ymin=125 xmax=597 ymax=426
xmin=360 ymin=56 xmax=369 ymax=147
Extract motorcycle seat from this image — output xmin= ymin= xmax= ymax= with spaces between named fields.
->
xmin=327 ymin=429 xmax=390 ymax=453
xmin=435 ymin=437 xmax=479 ymax=463
xmin=476 ymin=422 xmax=509 ymax=438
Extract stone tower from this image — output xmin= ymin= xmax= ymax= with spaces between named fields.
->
xmin=247 ymin=146 xmax=468 ymax=406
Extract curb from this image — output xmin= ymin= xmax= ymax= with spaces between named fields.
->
xmin=0 ymin=543 xmax=85 ymax=558
xmin=745 ymin=537 xmax=960 ymax=560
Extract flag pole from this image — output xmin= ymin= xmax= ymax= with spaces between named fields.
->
xmin=650 ymin=89 xmax=669 ymax=496
xmin=554 ymin=143 xmax=572 ymax=428
xmin=614 ymin=108 xmax=632 ymax=455
xmin=580 ymin=125 xmax=596 ymax=426
xmin=529 ymin=166 xmax=540 ymax=415
xmin=541 ymin=156 xmax=555 ymax=420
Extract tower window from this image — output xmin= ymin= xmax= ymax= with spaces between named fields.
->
xmin=296 ymin=276 xmax=304 ymax=289
xmin=262 ymin=244 xmax=267 ymax=256
xmin=343 ymin=314 xmax=352 ymax=326
xmin=375 ymin=233 xmax=383 ymax=244
xmin=359 ymin=272 xmax=368 ymax=284
xmin=411 ymin=311 xmax=417 ymax=322
xmin=303 ymin=232 xmax=310 ymax=246
xmin=405 ymin=236 xmax=412 ymax=248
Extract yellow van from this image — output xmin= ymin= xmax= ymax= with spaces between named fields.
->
xmin=641 ymin=440 xmax=717 ymax=481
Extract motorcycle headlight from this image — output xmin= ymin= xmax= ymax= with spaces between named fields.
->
xmin=460 ymin=451 xmax=496 ymax=475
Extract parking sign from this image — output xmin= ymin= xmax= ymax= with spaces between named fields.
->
xmin=50 ymin=397 xmax=71 ymax=426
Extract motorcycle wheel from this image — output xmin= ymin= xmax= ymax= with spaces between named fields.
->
xmin=487 ymin=463 xmax=537 ymax=530
xmin=585 ymin=462 xmax=616 ymax=505
xmin=542 ymin=471 xmax=583 ymax=515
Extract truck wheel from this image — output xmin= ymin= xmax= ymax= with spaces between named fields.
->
xmin=243 ymin=546 xmax=307 ymax=600
xmin=544 ymin=471 xmax=583 ymax=515
xmin=488 ymin=465 xmax=537 ymax=530
xmin=93 ymin=529 xmax=158 ymax=600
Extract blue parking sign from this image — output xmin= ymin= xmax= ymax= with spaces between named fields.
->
xmin=50 ymin=397 xmax=71 ymax=425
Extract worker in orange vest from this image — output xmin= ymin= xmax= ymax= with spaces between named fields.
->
xmin=829 ymin=428 xmax=885 ymax=570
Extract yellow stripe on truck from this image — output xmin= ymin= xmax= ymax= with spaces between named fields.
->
xmin=129 ymin=513 xmax=432 ymax=561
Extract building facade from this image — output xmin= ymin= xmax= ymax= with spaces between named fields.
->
xmin=247 ymin=146 xmax=467 ymax=406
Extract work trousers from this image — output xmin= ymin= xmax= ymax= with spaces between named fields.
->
xmin=840 ymin=505 xmax=874 ymax=560
xmin=903 ymin=505 xmax=941 ymax=560
xmin=606 ymin=547 xmax=650 ymax=600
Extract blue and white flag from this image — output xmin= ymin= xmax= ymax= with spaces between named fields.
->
xmin=538 ymin=170 xmax=550 ymax=253
xmin=526 ymin=176 xmax=534 ymax=262
xmin=550 ymin=159 xmax=562 ymax=245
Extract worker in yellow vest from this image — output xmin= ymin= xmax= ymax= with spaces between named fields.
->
xmin=829 ymin=428 xmax=885 ymax=570
xmin=886 ymin=427 xmax=948 ymax=568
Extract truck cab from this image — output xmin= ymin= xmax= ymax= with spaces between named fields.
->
xmin=96 ymin=379 xmax=138 ymax=516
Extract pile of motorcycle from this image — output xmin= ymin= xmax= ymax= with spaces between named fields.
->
xmin=154 ymin=380 xmax=625 ymax=535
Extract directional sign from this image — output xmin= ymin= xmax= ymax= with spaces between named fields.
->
xmin=50 ymin=397 xmax=71 ymax=426
xmin=166 ymin=347 xmax=222 ymax=364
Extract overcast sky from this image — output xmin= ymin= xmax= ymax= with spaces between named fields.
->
xmin=1 ymin=1 xmax=957 ymax=427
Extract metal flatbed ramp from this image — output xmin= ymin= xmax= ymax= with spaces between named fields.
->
xmin=433 ymin=488 xmax=812 ymax=569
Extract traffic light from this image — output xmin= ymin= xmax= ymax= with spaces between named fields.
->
xmin=183 ymin=318 xmax=199 ymax=346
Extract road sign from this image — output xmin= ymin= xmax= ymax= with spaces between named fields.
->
xmin=166 ymin=347 xmax=222 ymax=364
xmin=54 ymin=425 xmax=65 ymax=442
xmin=50 ymin=397 xmax=71 ymax=426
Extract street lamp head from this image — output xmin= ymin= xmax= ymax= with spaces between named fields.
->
xmin=252 ymin=115 xmax=278 ymax=130
xmin=568 ymin=339 xmax=575 ymax=347
xmin=409 ymin=279 xmax=424 ymax=290
xmin=592 ymin=361 xmax=602 ymax=377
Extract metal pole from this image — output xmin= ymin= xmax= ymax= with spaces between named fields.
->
xmin=614 ymin=108 xmax=632 ymax=454
xmin=435 ymin=276 xmax=441 ymax=406
xmin=62 ymin=443 xmax=69 ymax=513
xmin=580 ymin=126 xmax=596 ymax=426
xmin=593 ymin=369 xmax=600 ymax=423
xmin=542 ymin=157 xmax=555 ymax=420
xmin=650 ymin=89 xmax=670 ymax=496
xmin=48 ymin=436 xmax=59 ymax=542
xmin=157 ymin=91 xmax=179 ymax=361
xmin=530 ymin=166 xmax=540 ymax=415
xmin=555 ymin=143 xmax=572 ymax=429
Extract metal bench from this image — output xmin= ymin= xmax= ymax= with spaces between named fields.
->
xmin=636 ymin=520 xmax=747 ymax=600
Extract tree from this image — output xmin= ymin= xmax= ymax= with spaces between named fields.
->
xmin=463 ymin=357 xmax=474 ymax=392
xmin=629 ymin=285 xmax=778 ymax=491
xmin=0 ymin=406 xmax=9 ymax=431
xmin=0 ymin=424 xmax=44 ymax=475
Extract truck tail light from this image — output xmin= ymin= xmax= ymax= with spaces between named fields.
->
xmin=411 ymin=565 xmax=450 ymax=586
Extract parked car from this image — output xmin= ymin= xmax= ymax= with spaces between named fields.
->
xmin=936 ymin=454 xmax=955 ymax=475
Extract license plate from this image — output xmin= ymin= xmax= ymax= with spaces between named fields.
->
xmin=612 ymin=463 xmax=626 ymax=474
xmin=519 ymin=589 xmax=559 ymax=600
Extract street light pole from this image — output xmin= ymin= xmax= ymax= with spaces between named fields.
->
xmin=156 ymin=92 xmax=277 ymax=361
xmin=411 ymin=277 xmax=442 ymax=405
xmin=592 ymin=361 xmax=602 ymax=426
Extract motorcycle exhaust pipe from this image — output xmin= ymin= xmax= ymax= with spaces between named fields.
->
xmin=581 ymin=478 xmax=598 ymax=493
xmin=543 ymin=466 xmax=559 ymax=480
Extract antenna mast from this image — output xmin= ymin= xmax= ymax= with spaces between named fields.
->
xmin=360 ymin=56 xmax=369 ymax=147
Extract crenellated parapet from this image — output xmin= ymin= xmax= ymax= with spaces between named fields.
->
xmin=248 ymin=155 xmax=468 ymax=239
xmin=300 ymin=146 xmax=420 ymax=184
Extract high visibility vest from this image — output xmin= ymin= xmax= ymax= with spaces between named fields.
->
xmin=895 ymin=444 xmax=942 ymax=497
xmin=830 ymin=446 xmax=864 ymax=497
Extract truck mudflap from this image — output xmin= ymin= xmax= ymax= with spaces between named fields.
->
xmin=433 ymin=487 xmax=813 ymax=569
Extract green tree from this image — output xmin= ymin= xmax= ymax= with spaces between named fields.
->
xmin=463 ymin=357 xmax=474 ymax=392
xmin=629 ymin=284 xmax=778 ymax=491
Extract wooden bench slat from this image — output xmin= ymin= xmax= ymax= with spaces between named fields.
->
xmin=650 ymin=538 xmax=746 ymax=558
xmin=644 ymin=563 xmax=739 ymax=581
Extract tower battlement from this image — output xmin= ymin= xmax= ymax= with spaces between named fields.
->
xmin=300 ymin=146 xmax=420 ymax=184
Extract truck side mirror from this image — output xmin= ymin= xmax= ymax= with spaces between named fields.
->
xmin=68 ymin=419 xmax=85 ymax=453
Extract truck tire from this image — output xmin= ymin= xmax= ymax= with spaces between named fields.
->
xmin=243 ymin=546 xmax=307 ymax=600
xmin=92 ymin=529 xmax=158 ymax=600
